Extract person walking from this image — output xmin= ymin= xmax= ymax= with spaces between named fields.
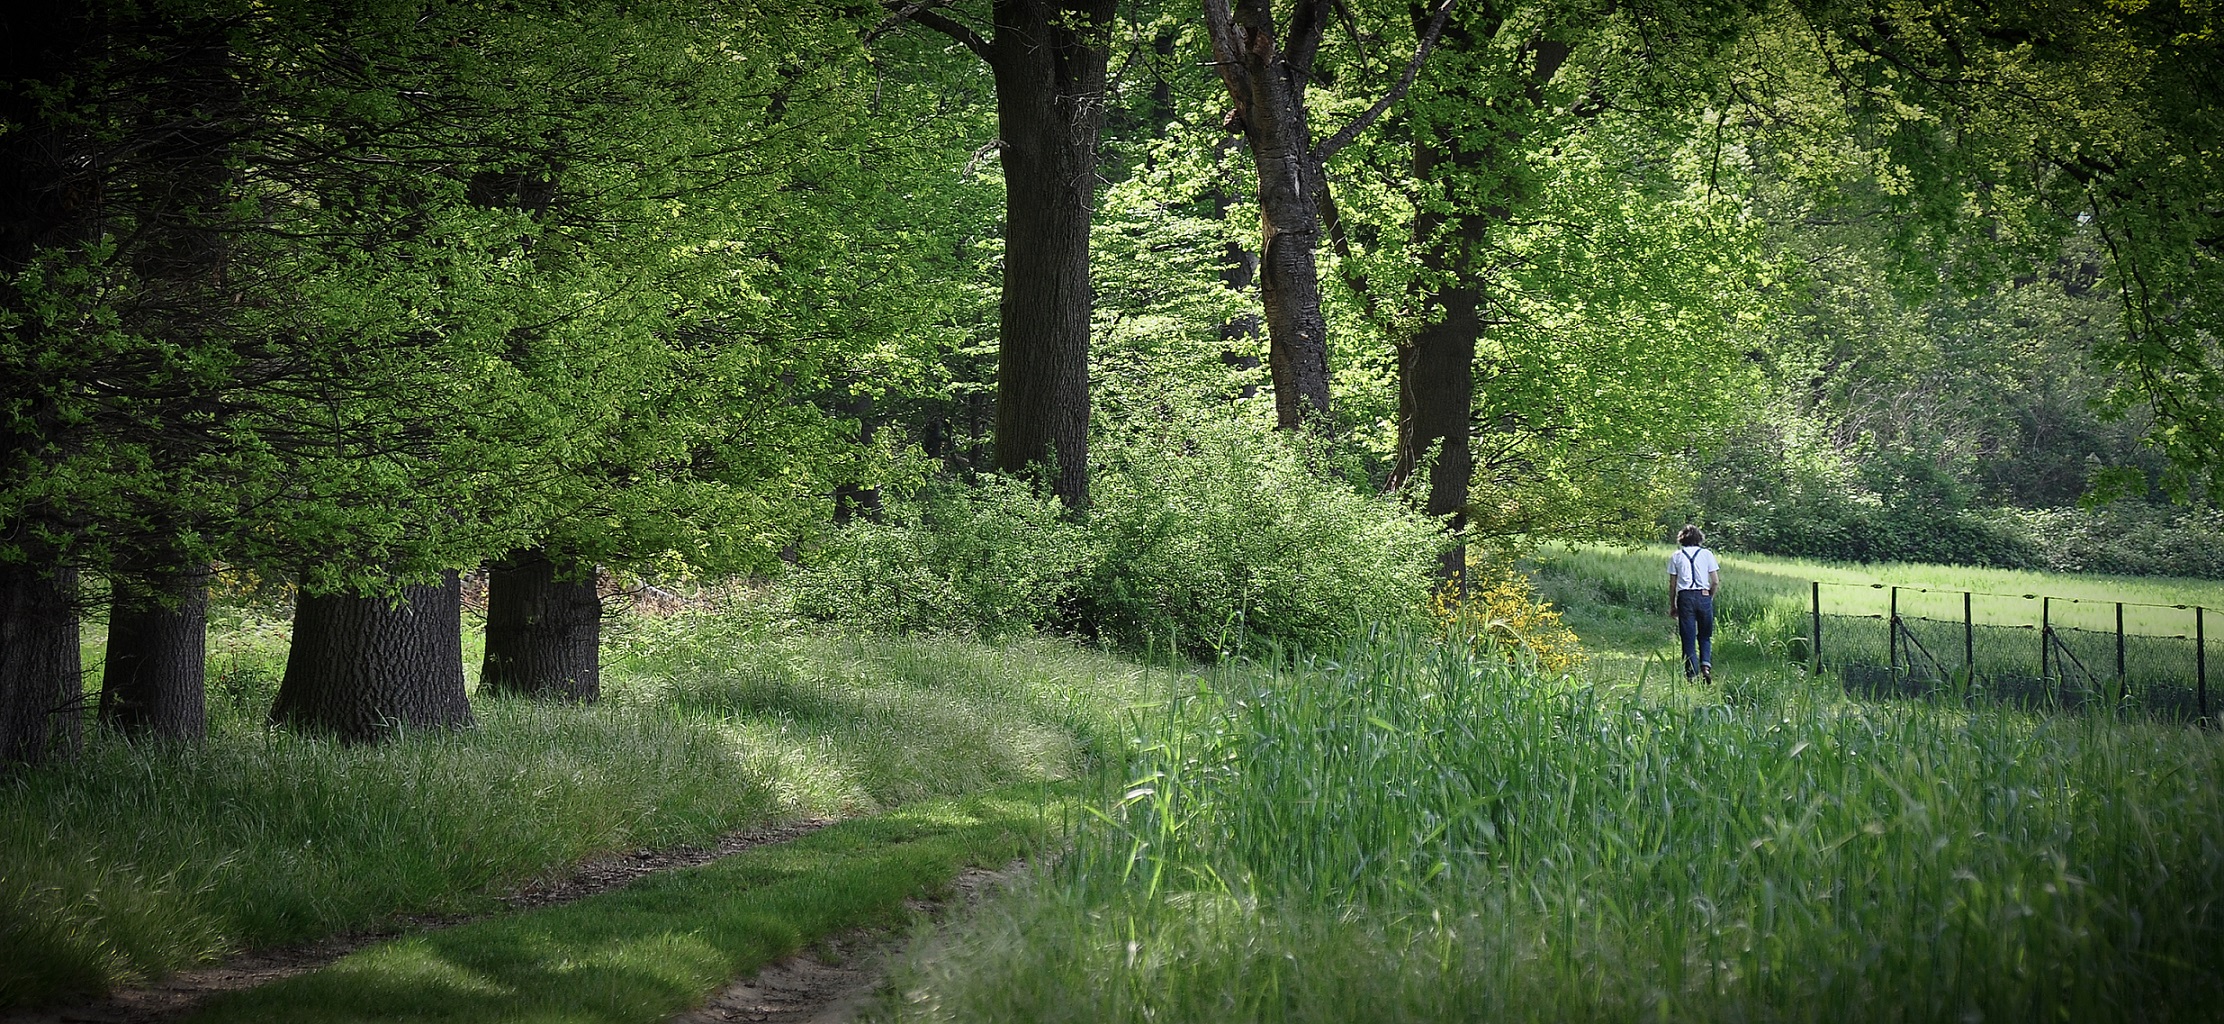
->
xmin=1668 ymin=524 xmax=1719 ymax=682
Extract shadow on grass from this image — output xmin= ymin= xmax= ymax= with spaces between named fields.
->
xmin=185 ymin=790 xmax=1062 ymax=1024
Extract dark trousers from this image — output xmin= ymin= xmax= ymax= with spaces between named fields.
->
xmin=1677 ymin=590 xmax=1715 ymax=678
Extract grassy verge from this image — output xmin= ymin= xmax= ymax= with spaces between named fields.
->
xmin=2 ymin=605 xmax=1155 ymax=1008
xmin=883 ymin=636 xmax=2224 ymax=1023
xmin=186 ymin=787 xmax=1063 ymax=1024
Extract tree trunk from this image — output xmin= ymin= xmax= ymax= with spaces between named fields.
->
xmin=1394 ymin=115 xmax=1489 ymax=588
xmin=0 ymin=563 xmax=83 ymax=766
xmin=987 ymin=0 xmax=1115 ymax=508
xmin=99 ymin=563 xmax=209 ymax=740
xmin=1394 ymin=151 xmax=1479 ymax=589
xmin=0 ymin=7 xmax=94 ymax=767
xmin=1205 ymin=0 xmax=1335 ymax=430
xmin=272 ymin=570 xmax=472 ymax=741
xmin=480 ymin=548 xmax=601 ymax=703
xmin=1395 ymin=17 xmax=1570 ymax=588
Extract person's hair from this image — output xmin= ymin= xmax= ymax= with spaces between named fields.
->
xmin=1678 ymin=524 xmax=1704 ymax=546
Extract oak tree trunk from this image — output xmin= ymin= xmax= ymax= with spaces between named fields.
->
xmin=1395 ymin=17 xmax=1570 ymax=588
xmin=0 ymin=563 xmax=82 ymax=766
xmin=1395 ymin=157 xmax=1479 ymax=589
xmin=1206 ymin=0 xmax=1335 ymax=430
xmin=272 ymin=571 xmax=472 ymax=741
xmin=480 ymin=548 xmax=601 ymax=703
xmin=988 ymin=0 xmax=1114 ymax=507
xmin=99 ymin=562 xmax=209 ymax=740
xmin=0 ymin=7 xmax=95 ymax=767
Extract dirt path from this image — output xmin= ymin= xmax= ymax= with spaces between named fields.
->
xmin=671 ymin=862 xmax=1020 ymax=1024
xmin=2 ymin=818 xmax=832 ymax=1024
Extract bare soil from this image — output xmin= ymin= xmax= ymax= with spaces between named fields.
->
xmin=1 ymin=818 xmax=832 ymax=1024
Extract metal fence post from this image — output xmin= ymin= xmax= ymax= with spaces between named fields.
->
xmin=1812 ymin=581 xmax=1822 ymax=676
xmin=1889 ymin=586 xmax=1900 ymax=680
xmin=2199 ymin=606 xmax=2209 ymax=724
xmin=2041 ymin=597 xmax=2051 ymax=683
xmin=2116 ymin=602 xmax=2127 ymax=701
xmin=1964 ymin=591 xmax=1974 ymax=678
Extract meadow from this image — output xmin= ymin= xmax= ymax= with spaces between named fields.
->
xmin=879 ymin=555 xmax=2224 ymax=1023
xmin=8 ymin=553 xmax=2223 ymax=1022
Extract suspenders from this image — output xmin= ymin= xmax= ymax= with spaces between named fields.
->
xmin=1677 ymin=546 xmax=1709 ymax=591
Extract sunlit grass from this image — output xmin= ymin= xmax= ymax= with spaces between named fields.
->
xmin=884 ymin=637 xmax=2224 ymax=1023
xmin=187 ymin=787 xmax=1064 ymax=1024
xmin=1 ymin=605 xmax=1154 ymax=1008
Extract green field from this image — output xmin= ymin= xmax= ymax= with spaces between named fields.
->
xmin=1525 ymin=545 xmax=2222 ymax=711
xmin=877 ymin=552 xmax=2224 ymax=1023
xmin=12 ymin=555 xmax=2224 ymax=1022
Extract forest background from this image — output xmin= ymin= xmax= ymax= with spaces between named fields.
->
xmin=1 ymin=0 xmax=2221 ymax=765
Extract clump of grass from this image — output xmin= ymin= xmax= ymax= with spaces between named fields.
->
xmin=1 ymin=609 xmax=1153 ymax=1009
xmin=887 ymin=634 xmax=2224 ymax=1023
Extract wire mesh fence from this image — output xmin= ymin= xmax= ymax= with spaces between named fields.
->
xmin=1811 ymin=581 xmax=2212 ymax=721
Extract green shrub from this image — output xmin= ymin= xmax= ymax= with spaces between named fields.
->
xmin=787 ymin=474 xmax=1093 ymax=639
xmin=1074 ymin=417 xmax=1444 ymax=655
xmin=790 ymin=419 xmax=1446 ymax=654
xmin=1991 ymin=502 xmax=2224 ymax=579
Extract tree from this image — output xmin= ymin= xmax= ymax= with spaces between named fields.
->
xmin=271 ymin=572 xmax=472 ymax=740
xmin=1200 ymin=0 xmax=1452 ymax=430
xmin=876 ymin=0 xmax=1119 ymax=506
xmin=1789 ymin=0 xmax=2224 ymax=494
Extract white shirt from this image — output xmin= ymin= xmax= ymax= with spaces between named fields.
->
xmin=1669 ymin=546 xmax=1718 ymax=591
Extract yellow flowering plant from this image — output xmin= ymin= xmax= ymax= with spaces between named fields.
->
xmin=1430 ymin=557 xmax=1586 ymax=674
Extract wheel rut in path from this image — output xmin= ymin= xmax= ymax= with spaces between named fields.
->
xmin=671 ymin=861 xmax=1022 ymax=1024
xmin=3 ymin=818 xmax=833 ymax=1024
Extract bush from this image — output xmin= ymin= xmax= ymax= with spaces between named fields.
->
xmin=1989 ymin=503 xmax=2224 ymax=580
xmin=1431 ymin=558 xmax=1586 ymax=674
xmin=791 ymin=419 xmax=1448 ymax=653
xmin=1073 ymin=417 xmax=1445 ymax=655
xmin=787 ymin=474 xmax=1092 ymax=639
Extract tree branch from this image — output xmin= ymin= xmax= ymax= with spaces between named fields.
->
xmin=1313 ymin=0 xmax=1455 ymax=162
xmin=1201 ymin=0 xmax=1251 ymax=112
xmin=872 ymin=1 xmax=992 ymax=64
xmin=1286 ymin=0 xmax=1331 ymax=85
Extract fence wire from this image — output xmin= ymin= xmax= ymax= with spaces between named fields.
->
xmin=1812 ymin=582 xmax=2212 ymax=721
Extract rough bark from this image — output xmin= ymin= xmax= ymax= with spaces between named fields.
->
xmin=0 ymin=563 xmax=83 ymax=766
xmin=1204 ymin=0 xmax=1335 ymax=430
xmin=99 ymin=562 xmax=209 ymax=740
xmin=480 ymin=548 xmax=601 ymax=703
xmin=272 ymin=571 xmax=473 ymax=741
xmin=0 ymin=6 xmax=96 ymax=768
xmin=985 ymin=0 xmax=1115 ymax=507
xmin=1394 ymin=135 xmax=1480 ymax=589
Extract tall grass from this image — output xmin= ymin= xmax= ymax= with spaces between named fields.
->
xmin=886 ymin=635 xmax=2224 ymax=1023
xmin=0 ymin=605 xmax=1154 ymax=1008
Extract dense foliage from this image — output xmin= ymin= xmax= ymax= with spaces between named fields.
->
xmin=794 ymin=417 xmax=1446 ymax=654
xmin=1 ymin=0 xmax=2216 ymax=739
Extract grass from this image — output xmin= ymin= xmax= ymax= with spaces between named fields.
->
xmin=185 ymin=786 xmax=1064 ymax=1024
xmin=878 ymin=552 xmax=2224 ymax=1023
xmin=1527 ymin=544 xmax=2222 ymax=710
xmin=881 ymin=636 xmax=2224 ymax=1024
xmin=1 ymin=602 xmax=1155 ymax=1009
xmin=1529 ymin=543 xmax=2224 ymax=637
